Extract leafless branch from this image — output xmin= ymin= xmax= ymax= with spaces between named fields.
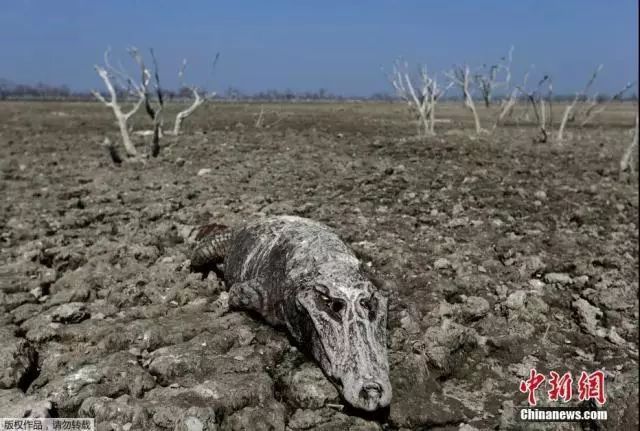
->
xmin=517 ymin=74 xmax=552 ymax=142
xmin=580 ymin=81 xmax=636 ymax=127
xmin=102 ymin=47 xmax=144 ymax=97
xmin=445 ymin=65 xmax=485 ymax=135
xmin=92 ymin=48 xmax=146 ymax=159
xmin=556 ymin=64 xmax=603 ymax=142
xmin=255 ymin=105 xmax=265 ymax=128
xmin=389 ymin=61 xmax=452 ymax=137
xmin=172 ymin=55 xmax=218 ymax=135
xmin=620 ymin=113 xmax=639 ymax=182
xmin=254 ymin=106 xmax=284 ymax=129
xmin=148 ymin=48 xmax=164 ymax=156
xmin=173 ymin=59 xmax=204 ymax=136
xmin=129 ymin=47 xmax=164 ymax=156
xmin=493 ymin=65 xmax=530 ymax=129
xmin=475 ymin=45 xmax=514 ymax=108
xmin=494 ymin=87 xmax=520 ymax=129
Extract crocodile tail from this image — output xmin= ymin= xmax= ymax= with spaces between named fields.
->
xmin=190 ymin=223 xmax=232 ymax=269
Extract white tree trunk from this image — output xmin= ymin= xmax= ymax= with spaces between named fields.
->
xmin=556 ymin=65 xmax=603 ymax=142
xmin=466 ymin=93 xmax=483 ymax=135
xmin=556 ymin=102 xmax=576 ymax=143
xmin=620 ymin=114 xmax=639 ymax=181
xmin=115 ymin=107 xmax=138 ymax=156
xmin=428 ymin=92 xmax=436 ymax=135
xmin=446 ymin=66 xmax=485 ymax=135
xmin=173 ymin=89 xmax=204 ymax=135
xmin=92 ymin=65 xmax=143 ymax=159
xmin=494 ymin=89 xmax=518 ymax=129
xmin=389 ymin=62 xmax=448 ymax=137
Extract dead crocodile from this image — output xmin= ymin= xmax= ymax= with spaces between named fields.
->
xmin=190 ymin=215 xmax=391 ymax=412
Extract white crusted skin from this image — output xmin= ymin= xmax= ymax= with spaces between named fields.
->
xmin=223 ymin=216 xmax=391 ymax=412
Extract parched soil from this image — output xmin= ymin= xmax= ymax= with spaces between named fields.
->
xmin=0 ymin=101 xmax=638 ymax=430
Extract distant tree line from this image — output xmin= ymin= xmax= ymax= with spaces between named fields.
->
xmin=213 ymin=87 xmax=399 ymax=101
xmin=0 ymin=78 xmax=213 ymax=101
xmin=0 ymin=79 xmax=76 ymax=100
xmin=437 ymin=93 xmax=637 ymax=103
xmin=0 ymin=78 xmax=636 ymax=102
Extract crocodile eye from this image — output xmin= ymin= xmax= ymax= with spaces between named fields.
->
xmin=331 ymin=300 xmax=344 ymax=314
xmin=318 ymin=293 xmax=344 ymax=316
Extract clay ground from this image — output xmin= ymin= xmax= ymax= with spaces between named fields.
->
xmin=0 ymin=100 xmax=638 ymax=430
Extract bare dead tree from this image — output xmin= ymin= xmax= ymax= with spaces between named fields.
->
xmin=517 ymin=75 xmax=552 ymax=142
xmin=494 ymin=87 xmax=520 ymax=128
xmin=475 ymin=46 xmax=514 ymax=108
xmin=494 ymin=69 xmax=531 ymax=129
xmin=546 ymin=77 xmax=554 ymax=129
xmin=620 ymin=113 xmax=639 ymax=182
xmin=255 ymin=105 xmax=265 ymax=128
xmin=92 ymin=48 xmax=147 ymax=159
xmin=148 ymin=49 xmax=164 ymax=156
xmin=579 ymin=81 xmax=636 ymax=127
xmin=556 ymin=64 xmax=603 ymax=142
xmin=130 ymin=47 xmax=164 ymax=157
xmin=173 ymin=80 xmax=203 ymax=135
xmin=389 ymin=61 xmax=453 ymax=137
xmin=577 ymin=92 xmax=599 ymax=123
xmin=445 ymin=65 xmax=485 ymax=134
xmin=475 ymin=65 xmax=499 ymax=109
xmin=172 ymin=53 xmax=218 ymax=135
xmin=254 ymin=105 xmax=284 ymax=129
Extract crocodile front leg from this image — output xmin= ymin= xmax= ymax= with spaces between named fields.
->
xmin=190 ymin=223 xmax=232 ymax=269
xmin=228 ymin=278 xmax=266 ymax=313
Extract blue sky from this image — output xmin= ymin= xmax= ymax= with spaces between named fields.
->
xmin=1 ymin=0 xmax=637 ymax=96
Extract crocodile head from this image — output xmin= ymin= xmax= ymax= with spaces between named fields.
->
xmin=295 ymin=269 xmax=392 ymax=412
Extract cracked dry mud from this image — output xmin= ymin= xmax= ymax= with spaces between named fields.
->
xmin=1 ymin=102 xmax=638 ymax=430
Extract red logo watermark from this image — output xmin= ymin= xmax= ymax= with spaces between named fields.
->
xmin=519 ymin=369 xmax=606 ymax=406
xmin=548 ymin=371 xmax=573 ymax=402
